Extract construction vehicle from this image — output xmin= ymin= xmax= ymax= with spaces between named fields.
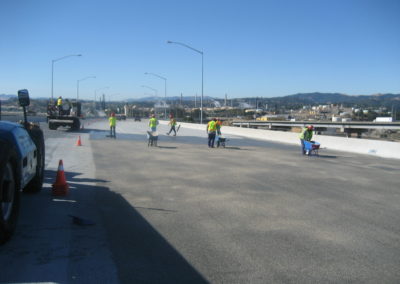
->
xmin=0 ymin=89 xmax=45 ymax=244
xmin=47 ymin=99 xmax=82 ymax=130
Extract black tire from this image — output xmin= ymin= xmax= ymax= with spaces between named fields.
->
xmin=24 ymin=128 xmax=45 ymax=193
xmin=48 ymin=122 xmax=57 ymax=130
xmin=71 ymin=118 xmax=80 ymax=130
xmin=0 ymin=140 xmax=20 ymax=244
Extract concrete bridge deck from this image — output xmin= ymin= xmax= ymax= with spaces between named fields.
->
xmin=1 ymin=119 xmax=399 ymax=283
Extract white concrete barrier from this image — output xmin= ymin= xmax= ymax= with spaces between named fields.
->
xmin=160 ymin=121 xmax=400 ymax=159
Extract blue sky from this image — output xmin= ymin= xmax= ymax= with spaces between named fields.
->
xmin=0 ymin=0 xmax=399 ymax=100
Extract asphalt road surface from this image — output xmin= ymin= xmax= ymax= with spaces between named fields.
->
xmin=1 ymin=118 xmax=399 ymax=283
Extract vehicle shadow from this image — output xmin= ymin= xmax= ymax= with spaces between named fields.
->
xmin=95 ymin=186 xmax=207 ymax=283
xmin=43 ymin=170 xmax=110 ymax=184
xmin=2 ymin=169 xmax=207 ymax=283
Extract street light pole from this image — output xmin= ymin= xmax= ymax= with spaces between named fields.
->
xmin=141 ymin=85 xmax=158 ymax=116
xmin=145 ymin=72 xmax=167 ymax=119
xmin=77 ymin=76 xmax=96 ymax=101
xmin=141 ymin=85 xmax=158 ymax=97
xmin=94 ymin=87 xmax=110 ymax=109
xmin=167 ymin=40 xmax=204 ymax=124
xmin=51 ymin=54 xmax=82 ymax=102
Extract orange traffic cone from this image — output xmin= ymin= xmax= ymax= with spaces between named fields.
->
xmin=76 ymin=136 xmax=82 ymax=146
xmin=52 ymin=160 xmax=69 ymax=196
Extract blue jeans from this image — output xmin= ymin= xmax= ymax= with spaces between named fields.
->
xmin=208 ymin=132 xmax=216 ymax=147
xmin=167 ymin=125 xmax=176 ymax=135
xmin=300 ymin=139 xmax=305 ymax=155
xmin=151 ymin=127 xmax=157 ymax=132
xmin=110 ymin=126 xmax=116 ymax=138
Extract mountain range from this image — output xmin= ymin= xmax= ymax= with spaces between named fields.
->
xmin=2 ymin=92 xmax=400 ymax=107
xmin=0 ymin=94 xmax=16 ymax=101
xmin=260 ymin=93 xmax=400 ymax=108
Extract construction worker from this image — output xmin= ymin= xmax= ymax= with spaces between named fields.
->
xmin=216 ymin=118 xmax=222 ymax=135
xmin=149 ymin=114 xmax=158 ymax=132
xmin=207 ymin=118 xmax=217 ymax=148
xmin=166 ymin=114 xmax=177 ymax=136
xmin=57 ymin=96 xmax=63 ymax=115
xmin=109 ymin=112 xmax=116 ymax=138
xmin=299 ymin=125 xmax=313 ymax=155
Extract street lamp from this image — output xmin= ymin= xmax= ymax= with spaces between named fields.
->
xmin=51 ymin=54 xmax=82 ymax=102
xmin=141 ymin=85 xmax=158 ymax=116
xmin=145 ymin=72 xmax=167 ymax=119
xmin=167 ymin=40 xmax=204 ymax=124
xmin=77 ymin=76 xmax=96 ymax=101
xmin=141 ymin=85 xmax=158 ymax=96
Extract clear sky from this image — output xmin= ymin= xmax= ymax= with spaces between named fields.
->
xmin=0 ymin=0 xmax=399 ymax=100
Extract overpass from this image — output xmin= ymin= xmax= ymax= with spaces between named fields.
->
xmin=231 ymin=120 xmax=400 ymax=137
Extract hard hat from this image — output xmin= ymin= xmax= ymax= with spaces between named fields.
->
xmin=307 ymin=125 xmax=314 ymax=130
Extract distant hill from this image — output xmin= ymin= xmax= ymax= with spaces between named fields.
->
xmin=127 ymin=95 xmax=215 ymax=102
xmin=0 ymin=94 xmax=16 ymax=101
xmin=2 ymin=92 xmax=400 ymax=108
xmin=261 ymin=92 xmax=400 ymax=108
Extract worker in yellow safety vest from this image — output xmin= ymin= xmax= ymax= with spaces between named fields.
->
xmin=109 ymin=112 xmax=117 ymax=138
xmin=299 ymin=125 xmax=313 ymax=155
xmin=207 ymin=118 xmax=217 ymax=148
xmin=166 ymin=114 xmax=177 ymax=136
xmin=149 ymin=114 xmax=158 ymax=131
xmin=57 ymin=96 xmax=63 ymax=115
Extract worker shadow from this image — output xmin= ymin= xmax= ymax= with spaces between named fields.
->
xmin=157 ymin=146 xmax=178 ymax=149
xmin=43 ymin=170 xmax=110 ymax=184
xmin=222 ymin=146 xmax=248 ymax=151
xmin=316 ymin=154 xmax=337 ymax=159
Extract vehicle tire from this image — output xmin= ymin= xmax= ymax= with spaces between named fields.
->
xmin=72 ymin=118 xmax=80 ymax=130
xmin=0 ymin=141 xmax=20 ymax=244
xmin=48 ymin=122 xmax=57 ymax=130
xmin=24 ymin=127 xmax=45 ymax=193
